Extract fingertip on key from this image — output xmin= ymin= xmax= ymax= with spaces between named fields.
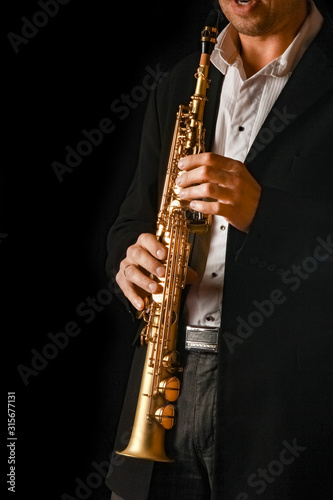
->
xmin=156 ymin=266 xmax=165 ymax=277
xmin=135 ymin=299 xmax=144 ymax=311
xmin=149 ymin=282 xmax=158 ymax=293
xmin=157 ymin=249 xmax=166 ymax=259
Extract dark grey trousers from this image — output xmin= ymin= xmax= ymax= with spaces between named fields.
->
xmin=111 ymin=351 xmax=218 ymax=500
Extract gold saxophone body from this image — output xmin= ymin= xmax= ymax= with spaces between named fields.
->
xmin=117 ymin=22 xmax=218 ymax=462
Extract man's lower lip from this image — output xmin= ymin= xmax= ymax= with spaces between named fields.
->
xmin=231 ymin=0 xmax=260 ymax=15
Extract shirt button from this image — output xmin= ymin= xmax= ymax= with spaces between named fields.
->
xmin=211 ymin=272 xmax=218 ymax=278
xmin=220 ymin=225 xmax=226 ymax=231
xmin=206 ymin=316 xmax=215 ymax=322
xmin=238 ymin=126 xmax=245 ymax=132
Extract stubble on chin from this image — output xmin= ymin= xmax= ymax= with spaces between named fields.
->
xmin=219 ymin=0 xmax=275 ymax=38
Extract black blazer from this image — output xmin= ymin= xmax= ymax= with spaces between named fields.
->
xmin=106 ymin=10 xmax=333 ymax=500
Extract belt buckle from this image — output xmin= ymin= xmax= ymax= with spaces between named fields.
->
xmin=185 ymin=326 xmax=219 ymax=353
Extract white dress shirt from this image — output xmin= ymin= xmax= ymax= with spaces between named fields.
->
xmin=185 ymin=1 xmax=323 ymax=328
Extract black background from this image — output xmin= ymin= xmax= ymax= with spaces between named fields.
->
xmin=3 ymin=1 xmax=333 ymax=499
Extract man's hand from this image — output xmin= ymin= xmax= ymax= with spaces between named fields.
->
xmin=116 ymin=233 xmax=166 ymax=311
xmin=116 ymin=233 xmax=198 ymax=311
xmin=176 ymin=153 xmax=261 ymax=233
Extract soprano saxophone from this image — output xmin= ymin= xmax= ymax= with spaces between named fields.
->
xmin=117 ymin=22 xmax=218 ymax=462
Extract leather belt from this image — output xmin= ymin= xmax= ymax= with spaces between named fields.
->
xmin=185 ymin=326 xmax=219 ymax=353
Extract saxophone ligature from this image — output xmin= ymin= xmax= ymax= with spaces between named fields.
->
xmin=117 ymin=17 xmax=218 ymax=462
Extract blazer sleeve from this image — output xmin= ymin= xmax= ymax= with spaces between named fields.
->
xmin=105 ymin=88 xmax=162 ymax=280
xmin=105 ymin=52 xmax=201 ymax=287
xmin=235 ymin=74 xmax=333 ymax=271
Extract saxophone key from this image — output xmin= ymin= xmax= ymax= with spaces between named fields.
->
xmin=154 ymin=404 xmax=176 ymax=430
xmin=159 ymin=376 xmax=181 ymax=402
xmin=140 ymin=325 xmax=148 ymax=346
xmin=148 ymin=356 xmax=156 ymax=368
xmin=162 ymin=351 xmax=183 ymax=374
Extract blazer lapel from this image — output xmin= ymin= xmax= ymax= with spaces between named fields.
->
xmin=246 ymin=16 xmax=333 ymax=168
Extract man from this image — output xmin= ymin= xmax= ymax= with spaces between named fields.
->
xmin=106 ymin=0 xmax=333 ymax=498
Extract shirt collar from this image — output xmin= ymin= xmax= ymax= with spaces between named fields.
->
xmin=211 ymin=0 xmax=324 ymax=79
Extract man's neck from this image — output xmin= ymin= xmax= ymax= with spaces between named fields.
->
xmin=239 ymin=4 xmax=310 ymax=78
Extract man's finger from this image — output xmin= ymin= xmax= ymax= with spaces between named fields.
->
xmin=117 ymin=267 xmax=162 ymax=311
xmin=126 ymin=245 xmax=166 ymax=279
xmin=137 ymin=233 xmax=167 ymax=261
xmin=177 ymin=165 xmax=230 ymax=188
xmin=178 ymin=152 xmax=242 ymax=173
xmin=119 ymin=260 xmax=163 ymax=293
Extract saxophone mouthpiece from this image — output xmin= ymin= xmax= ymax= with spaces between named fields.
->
xmin=201 ymin=25 xmax=218 ymax=55
xmin=200 ymin=11 xmax=219 ymax=66
xmin=201 ymin=10 xmax=219 ymax=55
